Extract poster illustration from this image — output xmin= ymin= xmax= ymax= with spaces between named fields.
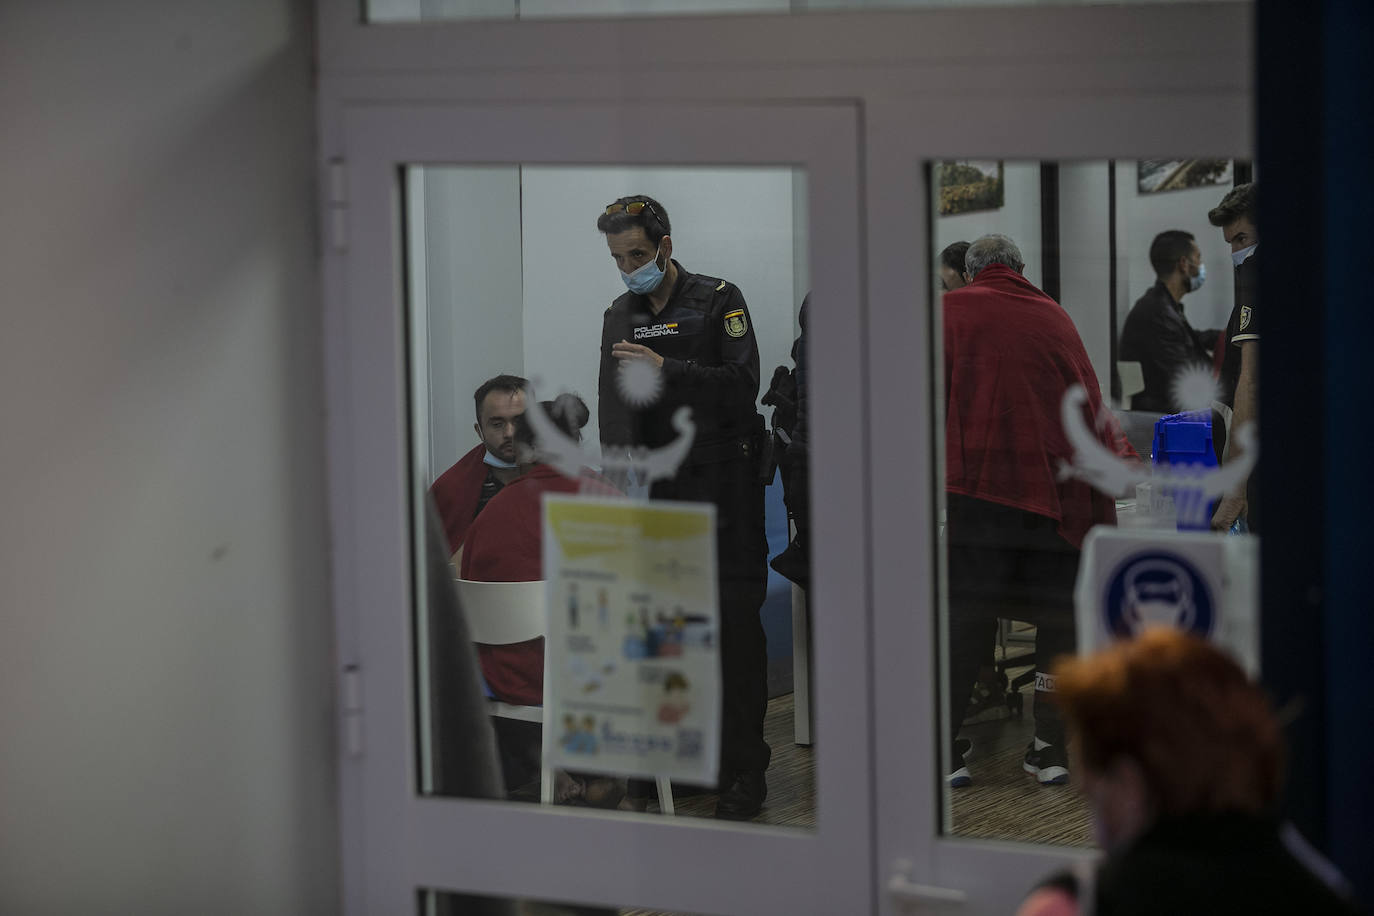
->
xmin=542 ymin=494 xmax=720 ymax=786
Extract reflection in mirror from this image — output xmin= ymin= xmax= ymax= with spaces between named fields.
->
xmin=931 ymin=160 xmax=1257 ymax=847
xmin=407 ymin=165 xmax=815 ymax=830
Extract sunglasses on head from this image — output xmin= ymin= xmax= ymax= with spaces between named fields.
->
xmin=604 ymin=199 xmax=663 ymax=225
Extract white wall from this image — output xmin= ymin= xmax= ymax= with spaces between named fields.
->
xmin=0 ymin=2 xmax=338 ymax=912
xmin=1059 ymin=162 xmax=1114 ymax=390
xmin=412 ymin=166 xmax=524 ymax=479
xmin=419 ymin=166 xmax=802 ymax=472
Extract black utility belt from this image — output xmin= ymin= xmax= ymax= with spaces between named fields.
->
xmin=686 ymin=435 xmax=759 ymax=466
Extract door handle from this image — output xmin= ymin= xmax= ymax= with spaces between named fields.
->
xmin=887 ymin=859 xmax=966 ymax=907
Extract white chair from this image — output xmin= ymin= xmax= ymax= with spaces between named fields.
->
xmin=1117 ymin=360 xmax=1145 ymax=408
xmin=454 ymin=577 xmax=674 ymax=813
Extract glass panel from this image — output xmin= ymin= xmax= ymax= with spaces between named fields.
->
xmin=409 ymin=164 xmax=816 ymax=831
xmin=931 ymin=159 xmax=1259 ymax=846
xmin=367 ymin=0 xmax=1241 ymax=24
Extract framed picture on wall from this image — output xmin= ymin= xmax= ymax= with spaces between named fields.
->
xmin=1137 ymin=159 xmax=1233 ymax=194
xmin=937 ymin=160 xmax=1004 ymax=216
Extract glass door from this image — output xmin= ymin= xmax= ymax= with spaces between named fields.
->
xmin=862 ymin=35 xmax=1254 ymax=913
xmin=326 ymin=100 xmax=871 ymax=914
xmin=320 ymin=4 xmax=1256 ymax=914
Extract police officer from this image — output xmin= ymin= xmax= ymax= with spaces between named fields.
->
xmin=595 ymin=195 xmax=771 ymax=820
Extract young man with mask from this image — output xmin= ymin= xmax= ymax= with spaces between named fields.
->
xmin=1208 ymin=183 xmax=1260 ymax=532
xmin=1118 ymin=230 xmax=1222 ymax=413
xmin=429 ymin=374 xmax=529 ymax=563
xmin=595 ymin=195 xmax=771 ymax=820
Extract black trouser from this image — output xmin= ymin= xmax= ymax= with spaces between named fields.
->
xmin=653 ymin=452 xmax=772 ymax=776
xmin=946 ymin=494 xmax=1080 ymax=748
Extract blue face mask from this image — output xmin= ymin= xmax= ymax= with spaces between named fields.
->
xmin=1231 ymin=244 xmax=1257 ymax=268
xmin=483 ymin=449 xmax=519 ymax=469
xmin=1188 ymin=262 xmax=1207 ymax=292
xmin=621 ymin=245 xmax=666 ymax=295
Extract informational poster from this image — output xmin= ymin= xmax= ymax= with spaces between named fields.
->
xmin=541 ymin=494 xmax=721 ymax=786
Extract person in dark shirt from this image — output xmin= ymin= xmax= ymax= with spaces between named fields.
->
xmin=1016 ymin=630 xmax=1358 ymax=916
xmin=1208 ymin=183 xmax=1260 ymax=531
xmin=595 ymin=195 xmax=771 ymax=820
xmin=1118 ymin=230 xmax=1221 ymax=412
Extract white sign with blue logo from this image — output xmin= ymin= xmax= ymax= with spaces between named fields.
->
xmin=1075 ymin=527 xmax=1258 ymax=673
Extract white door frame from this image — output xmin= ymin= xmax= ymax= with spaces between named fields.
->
xmin=317 ymin=5 xmax=1253 ymax=914
xmin=328 ymin=100 xmax=871 ymax=915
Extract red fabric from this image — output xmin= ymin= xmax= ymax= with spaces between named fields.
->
xmin=944 ymin=264 xmax=1138 ymax=549
xmin=429 ymin=444 xmax=489 ymax=555
xmin=461 ymin=465 xmax=621 ymax=706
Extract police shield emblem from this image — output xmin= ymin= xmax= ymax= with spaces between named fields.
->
xmin=1239 ymin=305 xmax=1252 ymax=331
xmin=724 ymin=309 xmax=748 ymax=338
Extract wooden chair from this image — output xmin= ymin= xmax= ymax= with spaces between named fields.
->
xmin=453 ymin=577 xmax=674 ymax=813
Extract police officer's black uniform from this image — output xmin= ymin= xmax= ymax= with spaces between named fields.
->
xmin=598 ymin=261 xmax=772 ymax=802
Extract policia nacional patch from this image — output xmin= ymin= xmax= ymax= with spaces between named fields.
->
xmin=724 ymin=308 xmax=748 ymax=338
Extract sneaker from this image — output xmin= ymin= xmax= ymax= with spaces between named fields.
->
xmin=948 ymin=738 xmax=973 ymax=788
xmin=1022 ymin=740 xmax=1070 ymax=785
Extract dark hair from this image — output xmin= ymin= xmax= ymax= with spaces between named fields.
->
xmin=1054 ymin=629 xmax=1283 ymax=818
xmin=1208 ymin=182 xmax=1258 ymax=228
xmin=940 ymin=241 xmax=971 ymax=275
xmin=595 ymin=195 xmax=671 ymax=246
xmin=1148 ymin=230 xmax=1196 ymax=277
xmin=515 ymin=393 xmax=590 ymax=448
xmin=473 ymin=374 xmax=528 ymax=423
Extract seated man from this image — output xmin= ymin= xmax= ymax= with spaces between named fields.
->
xmin=461 ymin=393 xmax=620 ymax=802
xmin=1118 ymin=230 xmax=1221 ymax=412
xmin=429 ymin=374 xmax=528 ymax=563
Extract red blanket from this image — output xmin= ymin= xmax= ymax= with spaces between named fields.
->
xmin=944 ymin=264 xmax=1137 ymax=548
xmin=429 ymin=444 xmax=489 ymax=555
xmin=462 ymin=465 xmax=621 ymax=706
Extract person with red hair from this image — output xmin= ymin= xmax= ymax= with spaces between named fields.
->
xmin=1017 ymin=629 xmax=1358 ymax=915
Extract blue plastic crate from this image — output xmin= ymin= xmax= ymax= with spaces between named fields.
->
xmin=1151 ymin=410 xmax=1217 ymax=530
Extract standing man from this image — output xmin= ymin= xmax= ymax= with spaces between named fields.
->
xmin=429 ymin=374 xmax=528 ymax=562
xmin=1119 ymin=230 xmax=1222 ymax=412
xmin=943 ymin=235 xmax=1136 ymax=788
xmin=595 ymin=195 xmax=771 ymax=820
xmin=1208 ymin=183 xmax=1260 ymax=533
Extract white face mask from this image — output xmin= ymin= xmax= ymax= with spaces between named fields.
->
xmin=1231 ymin=243 xmax=1257 ymax=268
xmin=1188 ymin=262 xmax=1207 ymax=292
xmin=483 ymin=449 xmax=519 ymax=469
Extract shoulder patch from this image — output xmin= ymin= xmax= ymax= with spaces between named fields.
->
xmin=724 ymin=308 xmax=748 ymax=338
xmin=716 ymin=281 xmax=726 ymax=291
xmin=1239 ymin=306 xmax=1252 ymax=331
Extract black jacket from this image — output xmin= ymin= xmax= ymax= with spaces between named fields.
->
xmin=598 ymin=261 xmax=762 ymax=457
xmin=1119 ymin=280 xmax=1216 ymax=412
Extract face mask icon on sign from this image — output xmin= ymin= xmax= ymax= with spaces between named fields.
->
xmin=1120 ymin=558 xmax=1200 ymax=635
